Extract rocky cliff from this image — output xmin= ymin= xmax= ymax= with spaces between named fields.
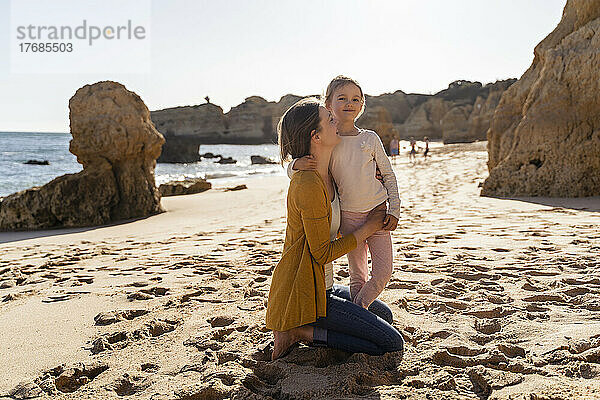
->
xmin=0 ymin=81 xmax=165 ymax=231
xmin=151 ymin=81 xmax=515 ymax=162
xmin=152 ymin=95 xmax=303 ymax=162
xmin=482 ymin=0 xmax=600 ymax=197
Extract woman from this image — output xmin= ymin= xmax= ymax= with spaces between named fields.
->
xmin=265 ymin=98 xmax=404 ymax=360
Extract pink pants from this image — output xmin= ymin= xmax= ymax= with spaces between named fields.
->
xmin=339 ymin=209 xmax=393 ymax=309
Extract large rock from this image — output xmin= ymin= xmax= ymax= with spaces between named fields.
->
xmin=151 ymin=81 xmax=516 ymax=160
xmin=158 ymin=137 xmax=201 ymax=163
xmin=0 ymin=81 xmax=165 ymax=231
xmin=482 ymin=0 xmax=600 ymax=197
xmin=159 ymin=178 xmax=211 ymax=197
xmin=402 ymin=97 xmax=452 ymax=140
xmin=151 ymin=95 xmax=304 ymax=162
xmin=441 ymin=105 xmax=473 ymax=143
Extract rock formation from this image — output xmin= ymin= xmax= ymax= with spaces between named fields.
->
xmin=159 ymin=178 xmax=211 ymax=197
xmin=250 ymin=155 xmax=277 ymax=165
xmin=151 ymin=81 xmax=516 ymax=162
xmin=482 ymin=0 xmax=600 ymax=197
xmin=0 ymin=81 xmax=165 ymax=231
xmin=152 ymin=95 xmax=303 ymax=163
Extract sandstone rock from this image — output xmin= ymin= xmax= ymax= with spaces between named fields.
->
xmin=357 ymin=105 xmax=398 ymax=154
xmin=483 ymin=0 xmax=600 ymax=197
xmin=0 ymin=81 xmax=165 ymax=231
xmin=225 ymin=184 xmax=247 ymax=192
xmin=159 ymin=178 xmax=211 ymax=197
xmin=157 ymin=137 xmax=201 ymax=163
xmin=441 ymin=105 xmax=473 ymax=144
xmin=402 ymin=97 xmax=452 ymax=140
xmin=150 ymin=81 xmax=516 ymax=161
xmin=250 ymin=155 xmax=277 ymax=164
xmin=227 ymin=96 xmax=276 ymax=143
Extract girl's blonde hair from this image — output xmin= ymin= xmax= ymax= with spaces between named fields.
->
xmin=324 ymin=75 xmax=365 ymax=119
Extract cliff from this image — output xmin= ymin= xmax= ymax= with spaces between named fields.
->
xmin=482 ymin=0 xmax=600 ymax=197
xmin=151 ymin=80 xmax=516 ymax=162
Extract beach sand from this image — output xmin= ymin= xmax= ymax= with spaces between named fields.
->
xmin=1 ymin=142 xmax=599 ymax=399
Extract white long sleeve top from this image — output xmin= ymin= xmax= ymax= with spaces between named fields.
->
xmin=287 ymin=128 xmax=401 ymax=219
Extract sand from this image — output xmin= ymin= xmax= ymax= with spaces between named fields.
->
xmin=1 ymin=142 xmax=599 ymax=399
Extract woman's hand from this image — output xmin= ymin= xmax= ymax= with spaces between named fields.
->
xmin=382 ymin=214 xmax=398 ymax=231
xmin=293 ymin=155 xmax=317 ymax=171
xmin=354 ymin=203 xmax=386 ymax=241
xmin=366 ymin=209 xmax=386 ymax=232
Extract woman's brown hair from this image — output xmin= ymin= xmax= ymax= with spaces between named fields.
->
xmin=278 ymin=97 xmax=321 ymax=166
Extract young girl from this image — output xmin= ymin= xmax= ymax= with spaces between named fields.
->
xmin=289 ymin=76 xmax=401 ymax=310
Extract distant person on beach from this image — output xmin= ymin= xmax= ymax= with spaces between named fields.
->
xmin=290 ymin=76 xmax=401 ymax=310
xmin=389 ymin=137 xmax=399 ymax=162
xmin=423 ymin=136 xmax=430 ymax=158
xmin=409 ymin=137 xmax=417 ymax=161
xmin=266 ymin=98 xmax=403 ymax=360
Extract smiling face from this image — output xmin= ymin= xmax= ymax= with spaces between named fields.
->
xmin=328 ymin=83 xmax=364 ymax=124
xmin=314 ymin=106 xmax=340 ymax=148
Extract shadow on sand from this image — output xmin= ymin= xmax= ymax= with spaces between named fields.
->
xmin=485 ymin=196 xmax=600 ymax=213
xmin=0 ymin=216 xmax=148 ymax=244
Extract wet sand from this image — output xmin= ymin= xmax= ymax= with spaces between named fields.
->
xmin=1 ymin=142 xmax=599 ymax=399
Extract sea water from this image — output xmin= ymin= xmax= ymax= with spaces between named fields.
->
xmin=0 ymin=132 xmax=283 ymax=197
xmin=0 ymin=131 xmax=440 ymax=198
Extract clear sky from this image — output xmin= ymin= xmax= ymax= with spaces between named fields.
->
xmin=0 ymin=0 xmax=566 ymax=133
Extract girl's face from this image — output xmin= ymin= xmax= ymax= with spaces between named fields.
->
xmin=329 ymin=83 xmax=364 ymax=123
xmin=315 ymin=106 xmax=340 ymax=147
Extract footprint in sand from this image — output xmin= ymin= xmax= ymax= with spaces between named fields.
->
xmin=9 ymin=361 xmax=109 ymax=396
xmin=94 ymin=309 xmax=148 ymax=326
xmin=110 ymin=373 xmax=151 ymax=396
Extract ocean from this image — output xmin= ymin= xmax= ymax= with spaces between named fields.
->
xmin=0 ymin=132 xmax=284 ymax=197
xmin=0 ymin=132 xmax=440 ymax=198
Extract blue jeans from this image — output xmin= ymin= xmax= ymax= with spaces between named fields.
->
xmin=310 ymin=285 xmax=404 ymax=356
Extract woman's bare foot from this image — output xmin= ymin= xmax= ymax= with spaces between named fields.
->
xmin=272 ymin=326 xmax=313 ymax=360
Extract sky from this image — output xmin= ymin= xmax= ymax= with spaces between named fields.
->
xmin=0 ymin=0 xmax=566 ymax=133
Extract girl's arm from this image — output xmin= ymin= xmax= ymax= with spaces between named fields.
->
xmin=286 ymin=159 xmax=297 ymax=179
xmin=371 ymin=133 xmax=402 ymax=220
xmin=286 ymin=156 xmax=317 ymax=179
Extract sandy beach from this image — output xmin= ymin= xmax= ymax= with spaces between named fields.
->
xmin=1 ymin=142 xmax=600 ymax=399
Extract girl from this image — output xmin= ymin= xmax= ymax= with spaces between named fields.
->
xmin=266 ymin=97 xmax=403 ymax=359
xmin=289 ymin=76 xmax=401 ymax=311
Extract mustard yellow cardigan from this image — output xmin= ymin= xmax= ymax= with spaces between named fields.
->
xmin=265 ymin=171 xmax=357 ymax=331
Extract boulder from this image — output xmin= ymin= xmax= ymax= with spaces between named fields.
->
xmin=200 ymin=152 xmax=219 ymax=159
xmin=250 ymin=155 xmax=277 ymax=165
xmin=158 ymin=137 xmax=200 ymax=163
xmin=24 ymin=159 xmax=49 ymax=165
xmin=0 ymin=81 xmax=165 ymax=231
xmin=482 ymin=0 xmax=600 ymax=197
xmin=216 ymin=156 xmax=236 ymax=164
xmin=159 ymin=178 xmax=212 ymax=197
